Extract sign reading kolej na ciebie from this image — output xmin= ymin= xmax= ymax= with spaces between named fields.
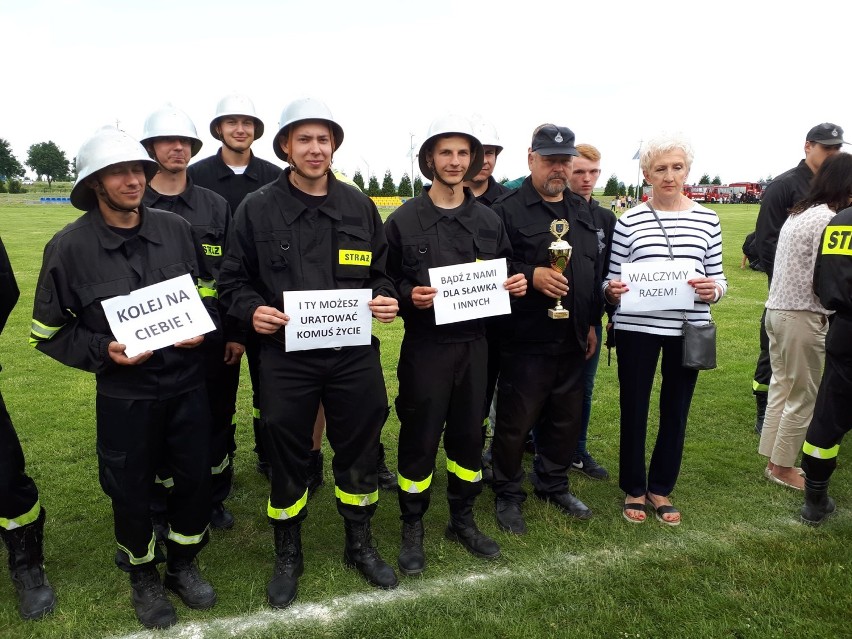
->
xmin=101 ymin=274 xmax=216 ymax=358
xmin=429 ymin=258 xmax=510 ymax=325
xmin=283 ymin=289 xmax=373 ymax=352
xmin=619 ymin=259 xmax=696 ymax=312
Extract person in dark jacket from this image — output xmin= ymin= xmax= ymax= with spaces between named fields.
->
xmin=140 ymin=104 xmax=239 ymax=531
xmin=218 ymin=98 xmax=400 ymax=609
xmin=386 ymin=115 xmax=526 ymax=576
xmin=799 ymin=203 xmax=852 ymax=525
xmin=30 ymin=127 xmax=218 ymax=629
xmin=490 ymin=124 xmax=604 ymax=534
xmin=0 ymin=237 xmax=56 ymax=621
xmin=750 ymin=123 xmax=844 ymax=435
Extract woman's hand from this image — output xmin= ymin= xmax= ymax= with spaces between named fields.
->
xmin=688 ymin=277 xmax=720 ymax=303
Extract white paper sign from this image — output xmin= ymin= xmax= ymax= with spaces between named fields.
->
xmin=101 ymin=273 xmax=216 ymax=358
xmin=283 ymin=289 xmax=373 ymax=352
xmin=619 ymin=259 xmax=696 ymax=312
xmin=429 ymin=258 xmax=511 ymax=325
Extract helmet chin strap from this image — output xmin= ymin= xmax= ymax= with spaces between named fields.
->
xmin=95 ymin=182 xmax=138 ymax=214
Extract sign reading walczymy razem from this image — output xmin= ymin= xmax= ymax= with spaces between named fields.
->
xmin=283 ymin=289 xmax=373 ymax=352
xmin=101 ymin=274 xmax=217 ymax=357
xmin=619 ymin=259 xmax=696 ymax=313
xmin=429 ymin=258 xmax=510 ymax=325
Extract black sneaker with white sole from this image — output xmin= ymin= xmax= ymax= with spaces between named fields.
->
xmin=570 ymin=451 xmax=609 ymax=480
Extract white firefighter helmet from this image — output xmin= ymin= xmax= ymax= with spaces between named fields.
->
xmin=70 ymin=126 xmax=158 ymax=211
xmin=210 ymin=93 xmax=265 ymax=141
xmin=471 ymin=115 xmax=503 ymax=156
xmin=418 ymin=114 xmax=484 ymax=181
xmin=140 ymin=104 xmax=203 ymax=157
xmin=273 ymin=98 xmax=344 ymax=162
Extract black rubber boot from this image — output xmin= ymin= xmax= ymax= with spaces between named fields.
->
xmin=397 ymin=520 xmax=425 ymax=576
xmin=267 ymin=522 xmax=304 ymax=609
xmin=800 ymin=478 xmax=836 ymax=526
xmin=164 ymin=557 xmax=217 ymax=610
xmin=0 ymin=508 xmax=56 ymax=621
xmin=306 ymin=450 xmax=324 ymax=498
xmin=446 ymin=503 xmax=500 ymax=559
xmin=129 ymin=564 xmax=177 ymax=629
xmin=343 ymin=521 xmax=398 ymax=589
xmin=377 ymin=443 xmax=397 ymax=490
xmin=754 ymin=392 xmax=767 ymax=435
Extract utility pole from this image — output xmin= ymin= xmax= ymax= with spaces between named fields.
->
xmin=409 ymin=133 xmax=416 ymax=197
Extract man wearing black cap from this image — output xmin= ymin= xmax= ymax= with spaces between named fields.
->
xmin=751 ymin=123 xmax=844 ymax=434
xmin=490 ymin=124 xmax=604 ymax=534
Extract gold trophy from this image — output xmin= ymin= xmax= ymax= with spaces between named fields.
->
xmin=547 ymin=219 xmax=572 ymax=319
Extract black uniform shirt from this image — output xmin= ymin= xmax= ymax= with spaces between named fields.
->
xmin=187 ymin=149 xmax=282 ymax=213
xmin=475 ymin=176 xmax=511 ymax=208
xmin=814 ymin=206 xmax=852 ymax=317
xmin=219 ymin=169 xmax=396 ymax=348
xmin=30 ymin=206 xmax=216 ymax=399
xmin=493 ymin=177 xmax=603 ymax=354
xmin=385 ymin=186 xmax=513 ymax=343
xmin=755 ymin=159 xmax=813 ymax=277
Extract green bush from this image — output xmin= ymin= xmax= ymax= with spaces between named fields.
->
xmin=0 ymin=180 xmax=6 ymax=193
xmin=8 ymin=179 xmax=26 ymax=194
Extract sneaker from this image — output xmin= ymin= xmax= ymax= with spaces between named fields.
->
xmin=571 ymin=451 xmax=610 ymax=480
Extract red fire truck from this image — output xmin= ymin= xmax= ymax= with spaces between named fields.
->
xmin=729 ymin=182 xmax=763 ymax=203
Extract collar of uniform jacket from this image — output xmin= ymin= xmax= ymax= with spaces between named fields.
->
xmin=519 ymin=176 xmax=596 ymax=228
xmin=271 ymin=168 xmax=346 ymax=225
xmin=88 ymin=204 xmax=165 ymax=250
xmin=414 ymin=186 xmax=481 ymax=235
xmin=210 ymin=148 xmax=263 ymax=182
xmin=143 ymin=176 xmax=203 ymax=212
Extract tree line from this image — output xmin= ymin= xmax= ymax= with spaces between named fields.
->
xmin=0 ymin=138 xmax=73 ymax=192
xmin=352 ymin=170 xmax=423 ymax=198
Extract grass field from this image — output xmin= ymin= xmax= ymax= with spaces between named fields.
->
xmin=0 ymin=199 xmax=849 ymax=639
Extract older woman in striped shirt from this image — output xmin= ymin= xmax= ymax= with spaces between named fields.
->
xmin=603 ymin=133 xmax=727 ymax=525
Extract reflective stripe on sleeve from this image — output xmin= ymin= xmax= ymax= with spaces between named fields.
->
xmin=397 ymin=472 xmax=432 ymax=494
xmin=0 ymin=500 xmax=41 ymax=531
xmin=447 ymin=458 xmax=482 ymax=483
xmin=155 ymin=475 xmax=175 ymax=489
xmin=268 ymin=491 xmax=308 ymax=521
xmin=29 ymin=319 xmax=63 ymax=345
xmin=803 ymin=441 xmax=840 ymax=460
xmin=197 ymin=278 xmax=218 ymax=300
xmin=334 ymin=485 xmax=379 ymax=506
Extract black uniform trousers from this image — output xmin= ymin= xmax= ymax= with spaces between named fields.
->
xmin=96 ymin=387 xmax=211 ymax=571
xmin=260 ymin=341 xmax=386 ymax=524
xmin=395 ymin=336 xmax=486 ymax=522
xmin=801 ymin=315 xmax=852 ymax=482
xmin=204 ymin=348 xmax=240 ymax=504
xmin=616 ymin=330 xmax=698 ymax=499
xmin=0 ymin=390 xmax=39 ymax=527
xmin=246 ymin=332 xmax=266 ymax=463
xmin=753 ymin=279 xmax=773 ymax=395
xmin=493 ymin=348 xmax=585 ymax=502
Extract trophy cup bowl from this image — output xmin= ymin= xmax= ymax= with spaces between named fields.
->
xmin=547 ymin=219 xmax=572 ymax=319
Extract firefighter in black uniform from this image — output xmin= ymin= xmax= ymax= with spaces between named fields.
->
xmin=385 ymin=115 xmax=526 ymax=576
xmin=491 ymin=124 xmax=604 ymax=534
xmin=30 ymin=127 xmax=218 ymax=629
xmin=140 ymin=104 xmax=239 ymax=531
xmin=799 ymin=205 xmax=852 ymax=525
xmin=218 ymin=98 xmax=400 ymax=609
xmin=1 ymin=237 xmax=56 ymax=620
xmin=751 ymin=123 xmax=844 ymax=434
xmin=188 ymin=94 xmax=282 ymax=480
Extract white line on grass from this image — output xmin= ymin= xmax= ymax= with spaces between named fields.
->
xmin=106 ymin=517 xmax=821 ymax=639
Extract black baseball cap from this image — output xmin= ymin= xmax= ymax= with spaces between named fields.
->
xmin=531 ymin=124 xmax=578 ymax=156
xmin=806 ymin=122 xmax=845 ymax=146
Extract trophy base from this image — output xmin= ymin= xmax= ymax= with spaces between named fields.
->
xmin=548 ymin=308 xmax=570 ymax=319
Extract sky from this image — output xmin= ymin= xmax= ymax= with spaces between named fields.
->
xmin=2 ymin=0 xmax=850 ymax=190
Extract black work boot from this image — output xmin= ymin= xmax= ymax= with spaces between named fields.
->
xmin=306 ymin=449 xmax=324 ymax=497
xmin=210 ymin=503 xmax=235 ymax=530
xmin=495 ymin=498 xmax=527 ymax=534
xmin=377 ymin=443 xmax=397 ymax=490
xmin=164 ymin=557 xmax=217 ymax=610
xmin=397 ymin=520 xmax=425 ymax=576
xmin=343 ymin=521 xmax=398 ymax=589
xmin=800 ymin=478 xmax=837 ymax=526
xmin=754 ymin=392 xmax=767 ymax=435
xmin=129 ymin=564 xmax=177 ymax=629
xmin=0 ymin=508 xmax=56 ymax=620
xmin=446 ymin=506 xmax=500 ymax=560
xmin=267 ymin=522 xmax=304 ymax=609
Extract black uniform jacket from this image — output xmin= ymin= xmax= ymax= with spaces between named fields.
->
xmin=30 ymin=206 xmax=218 ymax=400
xmin=814 ymin=206 xmax=852 ymax=317
xmin=143 ymin=180 xmax=244 ymax=344
xmin=218 ymin=169 xmax=396 ymax=347
xmin=476 ymin=176 xmax=511 ymax=208
xmin=187 ymin=149 xmax=282 ymax=213
xmin=0 ymin=237 xmax=19 ymax=336
xmin=492 ymin=177 xmax=604 ymax=354
xmin=755 ymin=159 xmax=813 ymax=277
xmin=384 ymin=187 xmax=513 ymax=343
xmin=588 ymin=197 xmax=617 ymax=321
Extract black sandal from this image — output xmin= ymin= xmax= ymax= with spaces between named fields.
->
xmin=645 ymin=493 xmax=680 ymax=526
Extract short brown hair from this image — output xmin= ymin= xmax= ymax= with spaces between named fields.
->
xmin=575 ymin=144 xmax=600 ymax=162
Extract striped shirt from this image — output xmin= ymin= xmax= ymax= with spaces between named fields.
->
xmin=604 ymin=202 xmax=727 ymax=336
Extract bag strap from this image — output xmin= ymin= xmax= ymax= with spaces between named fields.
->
xmin=646 ymin=202 xmax=694 ymax=323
